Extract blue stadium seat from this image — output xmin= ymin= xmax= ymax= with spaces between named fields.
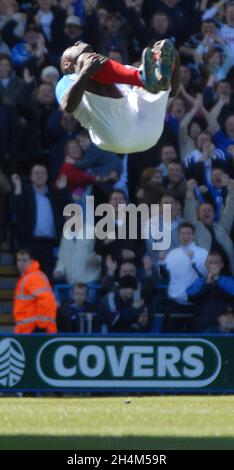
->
xmin=54 ymin=284 xmax=73 ymax=303
xmin=86 ymin=281 xmax=102 ymax=303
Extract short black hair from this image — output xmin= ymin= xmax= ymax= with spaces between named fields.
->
xmin=0 ymin=53 xmax=12 ymax=66
xmin=196 ymin=130 xmax=214 ymax=144
xmin=179 ymin=222 xmax=195 ymax=233
xmin=188 ymin=116 xmax=207 ymax=135
xmin=60 ymin=42 xmax=92 ymax=74
xmin=30 ymin=161 xmax=48 ymax=172
xmin=207 ymin=251 xmax=224 ymax=261
xmin=168 ymin=160 xmax=183 ymax=168
xmin=153 ymin=10 xmax=169 ymax=18
xmin=199 ymin=200 xmax=216 ymax=211
xmin=16 ymin=249 xmax=33 ymax=259
xmin=160 ymin=143 xmax=177 ymax=152
xmin=217 ymin=79 xmax=230 ymax=85
xmin=74 ymin=282 xmax=87 ymax=290
xmin=160 ymin=191 xmax=177 ymax=202
xmin=108 ymin=189 xmax=126 ymax=201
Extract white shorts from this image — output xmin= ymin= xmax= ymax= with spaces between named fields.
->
xmin=74 ymin=86 xmax=170 ymax=154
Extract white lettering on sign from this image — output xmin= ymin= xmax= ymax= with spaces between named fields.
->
xmin=157 ymin=347 xmax=181 ymax=377
xmin=79 ymin=346 xmax=105 ymax=377
xmin=106 ymin=346 xmax=154 ymax=377
xmin=52 ymin=345 xmax=208 ymax=379
xmin=183 ymin=346 xmax=204 ymax=378
xmin=36 ymin=338 xmax=222 ymax=388
xmin=133 ymin=352 xmax=154 ymax=377
xmin=54 ymin=345 xmax=76 ymax=377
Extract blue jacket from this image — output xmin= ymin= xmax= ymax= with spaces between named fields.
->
xmin=75 ymin=143 xmax=122 ymax=178
xmin=187 ymin=276 xmax=234 ymax=331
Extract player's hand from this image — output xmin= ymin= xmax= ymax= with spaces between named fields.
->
xmin=105 ymin=255 xmax=117 ymax=275
xmin=187 ymin=179 xmax=197 ymax=195
xmin=23 ymin=68 xmax=35 ymax=84
xmin=56 ymin=174 xmax=68 ymax=189
xmin=79 ymin=52 xmax=107 ymax=77
xmin=194 ymin=93 xmax=203 ymax=109
xmin=143 ymin=255 xmax=152 ymax=274
xmin=11 ymin=173 xmax=21 ymax=186
xmin=11 ymin=174 xmax=22 ymax=195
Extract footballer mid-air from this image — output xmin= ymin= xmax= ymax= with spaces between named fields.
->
xmin=56 ymin=39 xmax=180 ymax=154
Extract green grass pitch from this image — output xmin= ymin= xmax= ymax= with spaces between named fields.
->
xmin=0 ymin=396 xmax=233 ymax=450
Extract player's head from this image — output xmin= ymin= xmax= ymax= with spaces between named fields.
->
xmin=60 ymin=41 xmax=93 ymax=74
xmin=16 ymin=249 xmax=34 ymax=274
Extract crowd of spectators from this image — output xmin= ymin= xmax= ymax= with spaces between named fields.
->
xmin=1 ymin=0 xmax=234 ymax=334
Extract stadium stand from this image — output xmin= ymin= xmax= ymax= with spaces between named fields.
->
xmin=0 ymin=0 xmax=234 ymax=334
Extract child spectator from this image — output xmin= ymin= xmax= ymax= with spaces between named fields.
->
xmin=57 ymin=282 xmax=98 ymax=333
xmin=218 ymin=304 xmax=234 ymax=333
xmin=59 ymin=138 xmax=97 ymax=200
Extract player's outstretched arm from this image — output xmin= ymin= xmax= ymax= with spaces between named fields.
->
xmin=61 ymin=53 xmax=106 ymax=113
xmin=60 ymin=71 xmax=90 ymax=113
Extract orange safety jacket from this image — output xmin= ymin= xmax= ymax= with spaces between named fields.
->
xmin=13 ymin=260 xmax=57 ymax=333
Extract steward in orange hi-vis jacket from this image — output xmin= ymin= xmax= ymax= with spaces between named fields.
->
xmin=13 ymin=255 xmax=57 ymax=334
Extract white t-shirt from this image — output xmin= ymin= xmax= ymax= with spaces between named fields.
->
xmin=164 ymin=243 xmax=208 ymax=303
xmin=56 ymin=73 xmax=169 ymax=154
xmin=56 ymin=232 xmax=101 ymax=284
